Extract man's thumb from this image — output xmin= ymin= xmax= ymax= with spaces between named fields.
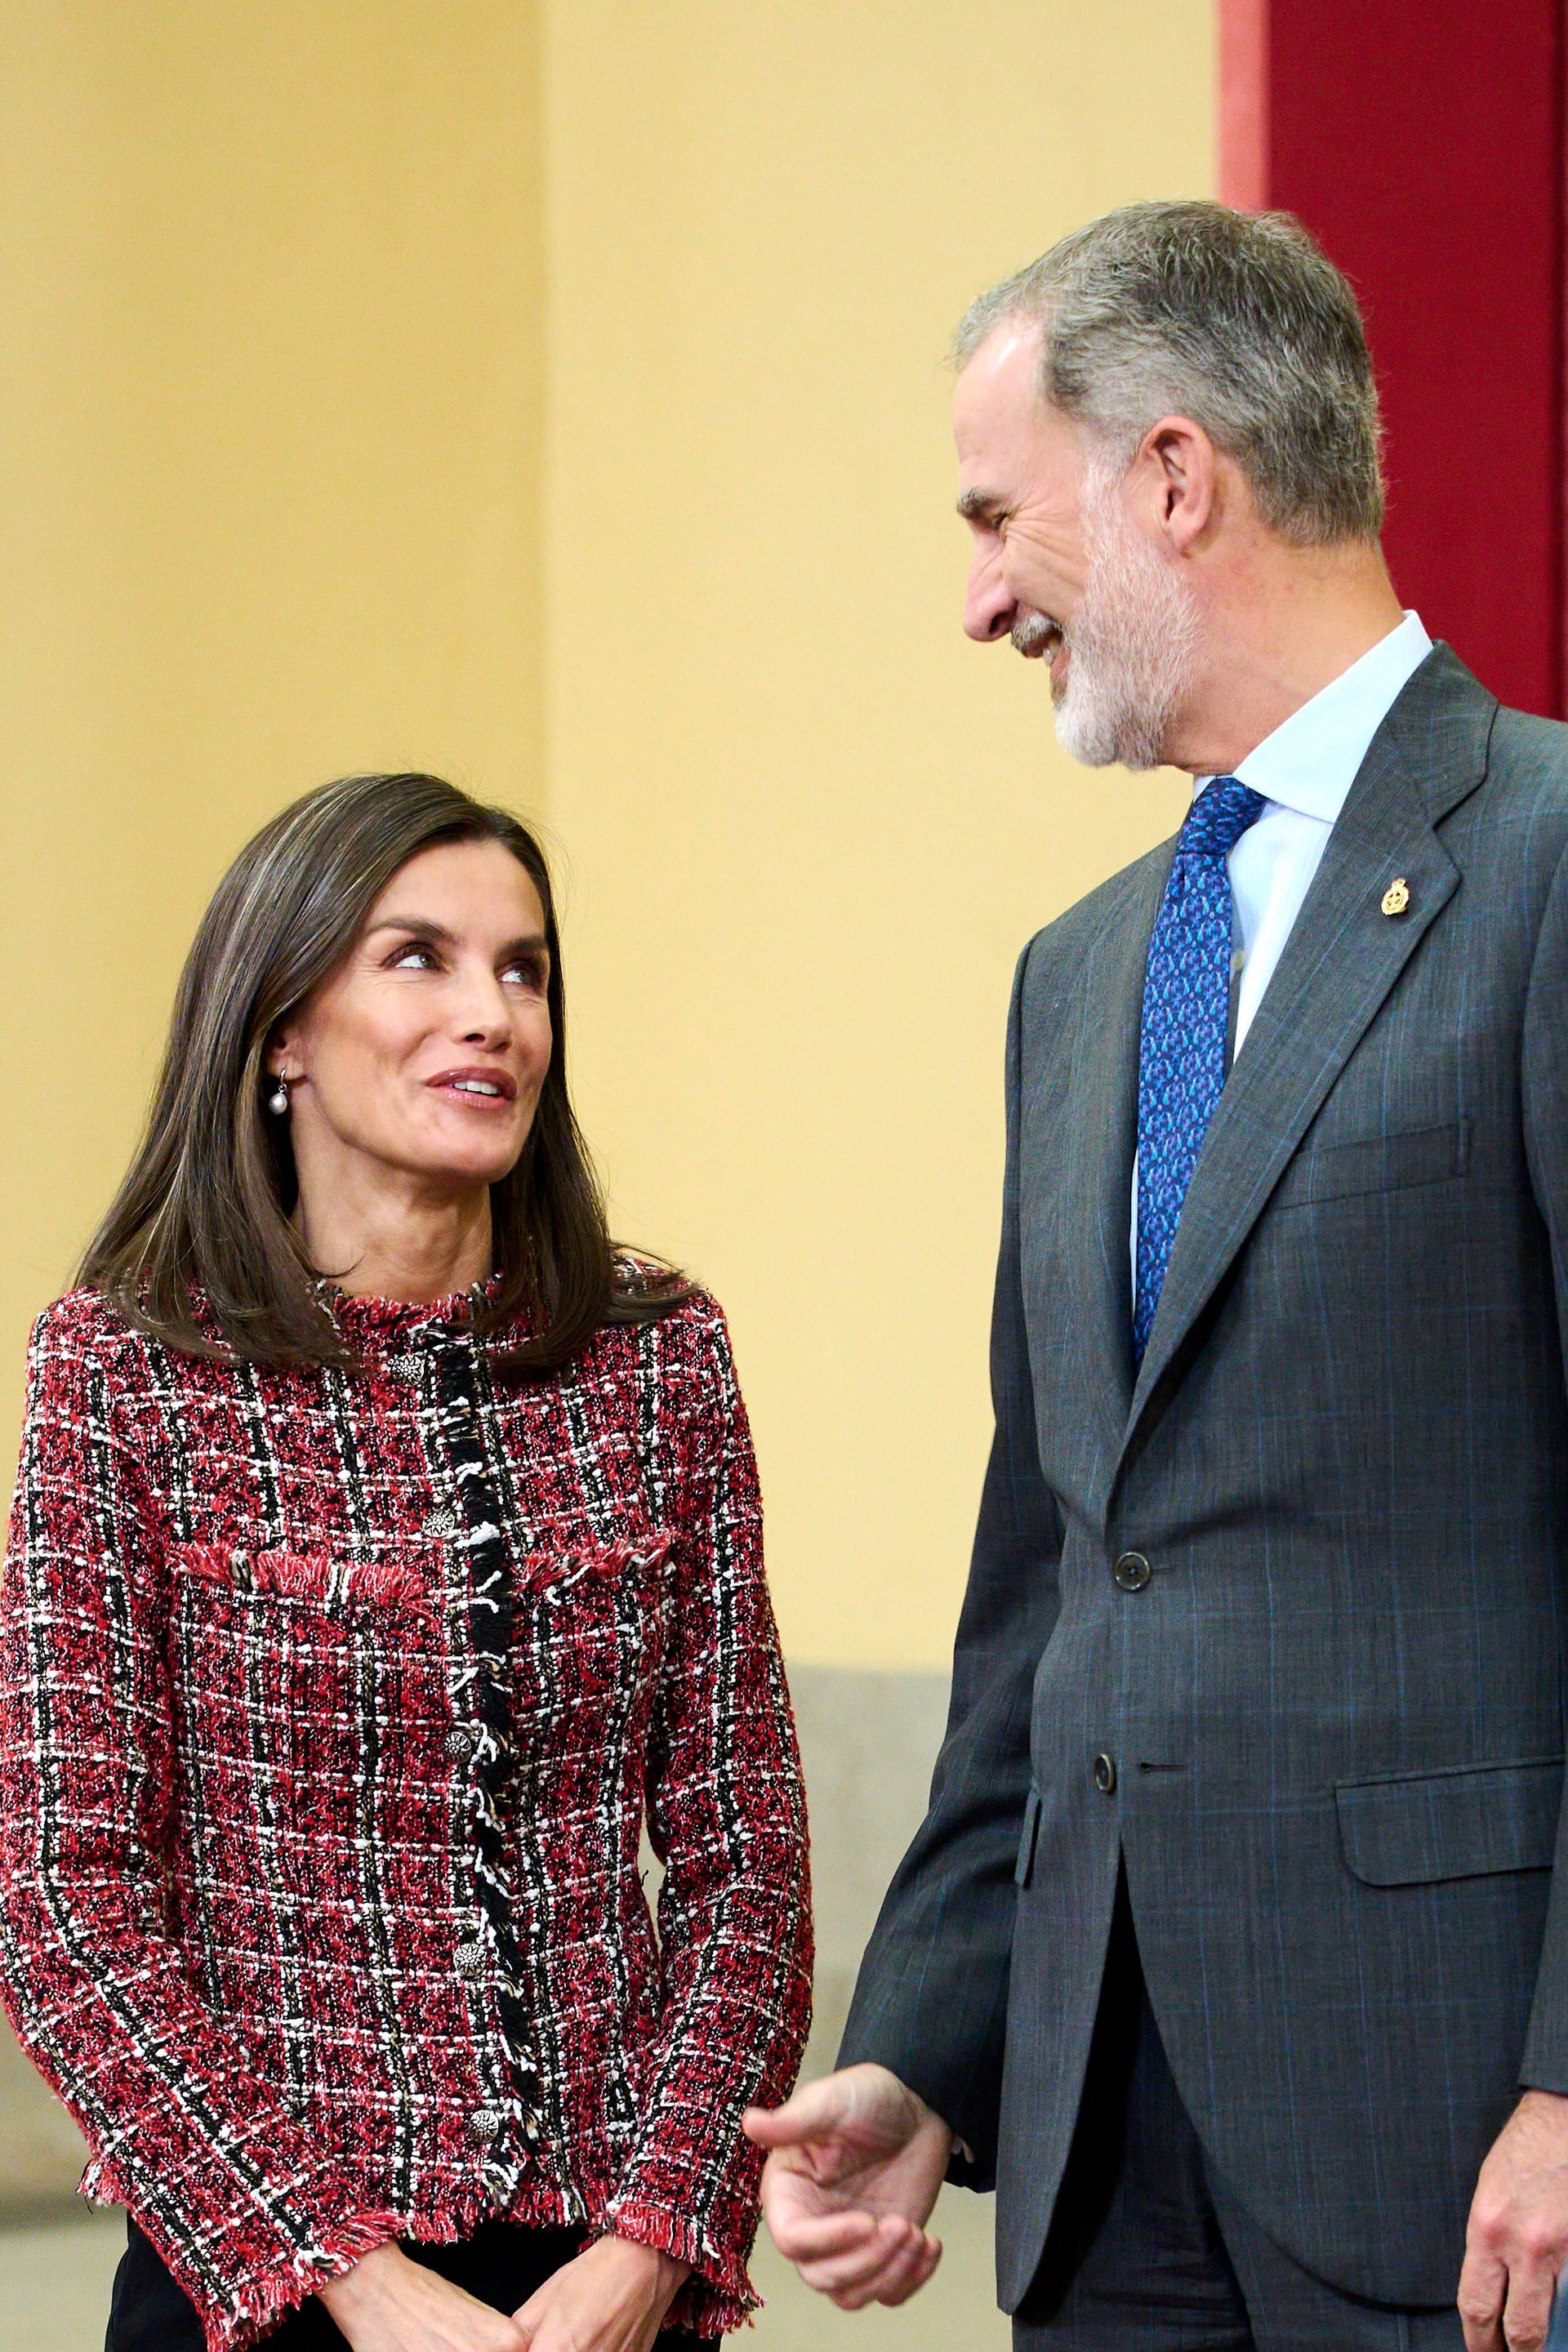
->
xmin=742 ymin=2074 xmax=851 ymax=2149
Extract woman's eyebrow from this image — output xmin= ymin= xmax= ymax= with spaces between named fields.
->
xmin=364 ymin=914 xmax=457 ymax=944
xmin=364 ymin=915 xmax=550 ymax=958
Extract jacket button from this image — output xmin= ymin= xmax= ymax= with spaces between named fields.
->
xmin=455 ymin=1940 xmax=487 ymax=1979
xmin=1092 ymin=1753 xmax=1118 ymax=1796
xmin=443 ymin=1727 xmax=477 ymax=1763
xmin=466 ymin=2108 xmax=501 ymax=2145
xmin=1113 ymin=1551 xmax=1152 ymax=1592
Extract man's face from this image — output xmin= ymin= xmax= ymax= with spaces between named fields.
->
xmin=954 ymin=321 xmax=1089 ymax=688
xmin=953 ymin=319 xmax=1197 ymax=772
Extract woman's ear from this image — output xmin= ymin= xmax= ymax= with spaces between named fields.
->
xmin=264 ymin=1024 xmax=298 ymax=1080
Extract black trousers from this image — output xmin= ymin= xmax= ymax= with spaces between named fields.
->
xmin=106 ymin=2215 xmax=719 ymax=2349
xmin=1014 ymin=1873 xmax=1464 ymax=2352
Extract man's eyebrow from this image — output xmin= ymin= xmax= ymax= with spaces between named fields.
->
xmin=956 ymin=486 xmax=1005 ymax=524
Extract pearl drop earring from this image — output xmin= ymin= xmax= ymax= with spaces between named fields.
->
xmin=267 ymin=1076 xmax=290 ymax=1116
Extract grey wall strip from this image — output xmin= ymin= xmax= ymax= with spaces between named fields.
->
xmin=788 ymin=1663 xmax=950 ymax=2076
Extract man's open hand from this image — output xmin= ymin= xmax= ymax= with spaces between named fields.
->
xmin=742 ymin=2063 xmax=953 ymax=2310
xmin=1459 ymin=2088 xmax=1568 ymax=2351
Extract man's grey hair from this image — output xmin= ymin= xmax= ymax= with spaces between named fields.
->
xmin=955 ymin=199 xmax=1383 ymax=546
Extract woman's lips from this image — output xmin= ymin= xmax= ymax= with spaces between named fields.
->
xmin=426 ymin=1067 xmax=518 ymax=1106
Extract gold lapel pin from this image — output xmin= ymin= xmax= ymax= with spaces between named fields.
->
xmin=1381 ymin=877 xmax=1410 ymax=917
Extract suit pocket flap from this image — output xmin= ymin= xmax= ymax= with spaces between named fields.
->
xmin=1278 ymin=1118 xmax=1470 ymax=1208
xmin=1336 ymin=1756 xmax=1563 ymax=1886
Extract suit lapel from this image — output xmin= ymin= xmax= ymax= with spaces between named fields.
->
xmin=1122 ymin=645 xmax=1494 ymax=1450
xmin=1054 ymin=845 xmax=1172 ymax=1487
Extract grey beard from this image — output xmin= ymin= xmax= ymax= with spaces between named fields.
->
xmin=1049 ymin=489 xmax=1198 ymax=772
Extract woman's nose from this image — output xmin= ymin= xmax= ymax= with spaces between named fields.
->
xmin=454 ymin=974 xmax=515 ymax=1043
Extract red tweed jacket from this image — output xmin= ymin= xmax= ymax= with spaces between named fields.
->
xmin=0 ymin=1281 xmax=811 ymax=2349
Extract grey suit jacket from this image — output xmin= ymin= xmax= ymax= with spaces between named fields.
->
xmin=840 ymin=645 xmax=1568 ymax=2310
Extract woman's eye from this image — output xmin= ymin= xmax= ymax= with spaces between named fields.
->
xmin=501 ymin=957 xmax=546 ymax=991
xmin=390 ymin=943 xmax=439 ymax=971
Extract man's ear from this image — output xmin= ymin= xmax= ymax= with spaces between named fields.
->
xmin=1137 ymin=414 xmax=1219 ymax=554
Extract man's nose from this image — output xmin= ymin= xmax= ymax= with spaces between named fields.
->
xmin=963 ymin=551 xmax=1016 ymax=644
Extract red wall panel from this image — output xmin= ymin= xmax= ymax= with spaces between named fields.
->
xmin=1220 ymin=0 xmax=1563 ymax=716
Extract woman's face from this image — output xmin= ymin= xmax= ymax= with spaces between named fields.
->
xmin=270 ymin=837 xmax=553 ymax=1198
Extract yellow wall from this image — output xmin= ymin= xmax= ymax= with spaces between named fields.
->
xmin=0 ymin=0 xmax=545 ymax=1463
xmin=542 ymin=3 xmax=1207 ymax=1668
xmin=0 ymin=2 xmax=1211 ymax=1673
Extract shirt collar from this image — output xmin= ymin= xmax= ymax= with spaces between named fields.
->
xmin=1196 ymin=610 xmax=1433 ymax=823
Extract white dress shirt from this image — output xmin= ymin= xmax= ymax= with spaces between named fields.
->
xmin=1129 ymin=610 xmax=1433 ymax=1286
xmin=1215 ymin=607 xmax=1432 ymax=1055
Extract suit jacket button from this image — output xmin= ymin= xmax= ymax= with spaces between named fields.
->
xmin=455 ymin=1940 xmax=487 ymax=1979
xmin=443 ymin=1726 xmax=477 ymax=1763
xmin=466 ymin=2107 xmax=501 ymax=2145
xmin=1092 ymin=1752 xmax=1118 ymax=1796
xmin=1113 ymin=1551 xmax=1152 ymax=1592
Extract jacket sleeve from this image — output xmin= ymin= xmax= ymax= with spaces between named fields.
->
xmin=599 ymin=1298 xmax=813 ymax=2337
xmin=1517 ymin=839 xmax=1568 ymax=2091
xmin=835 ymin=946 xmax=1062 ymax=2183
xmin=0 ymin=1303 xmax=400 ymax=2351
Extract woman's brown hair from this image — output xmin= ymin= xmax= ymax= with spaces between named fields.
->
xmin=80 ymin=771 xmax=685 ymax=1374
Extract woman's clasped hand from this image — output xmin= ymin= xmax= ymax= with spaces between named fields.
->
xmin=513 ymin=2236 xmax=692 ymax=2352
xmin=318 ymin=2235 xmax=692 ymax=2351
xmin=318 ymin=2245 xmax=524 ymax=2350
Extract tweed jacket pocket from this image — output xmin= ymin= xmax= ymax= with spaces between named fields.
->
xmin=1336 ymin=1755 xmax=1563 ymax=1886
xmin=514 ymin=1530 xmax=675 ymax=1606
xmin=170 ymin=1541 xmax=440 ymax=1618
xmin=1274 ymin=1116 xmax=1471 ymax=1209
xmin=510 ymin=1533 xmax=679 ymax=1740
xmin=166 ymin=1541 xmax=451 ymax=1811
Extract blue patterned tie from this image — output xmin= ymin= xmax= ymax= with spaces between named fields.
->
xmin=1134 ymin=775 xmax=1267 ymax=1365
